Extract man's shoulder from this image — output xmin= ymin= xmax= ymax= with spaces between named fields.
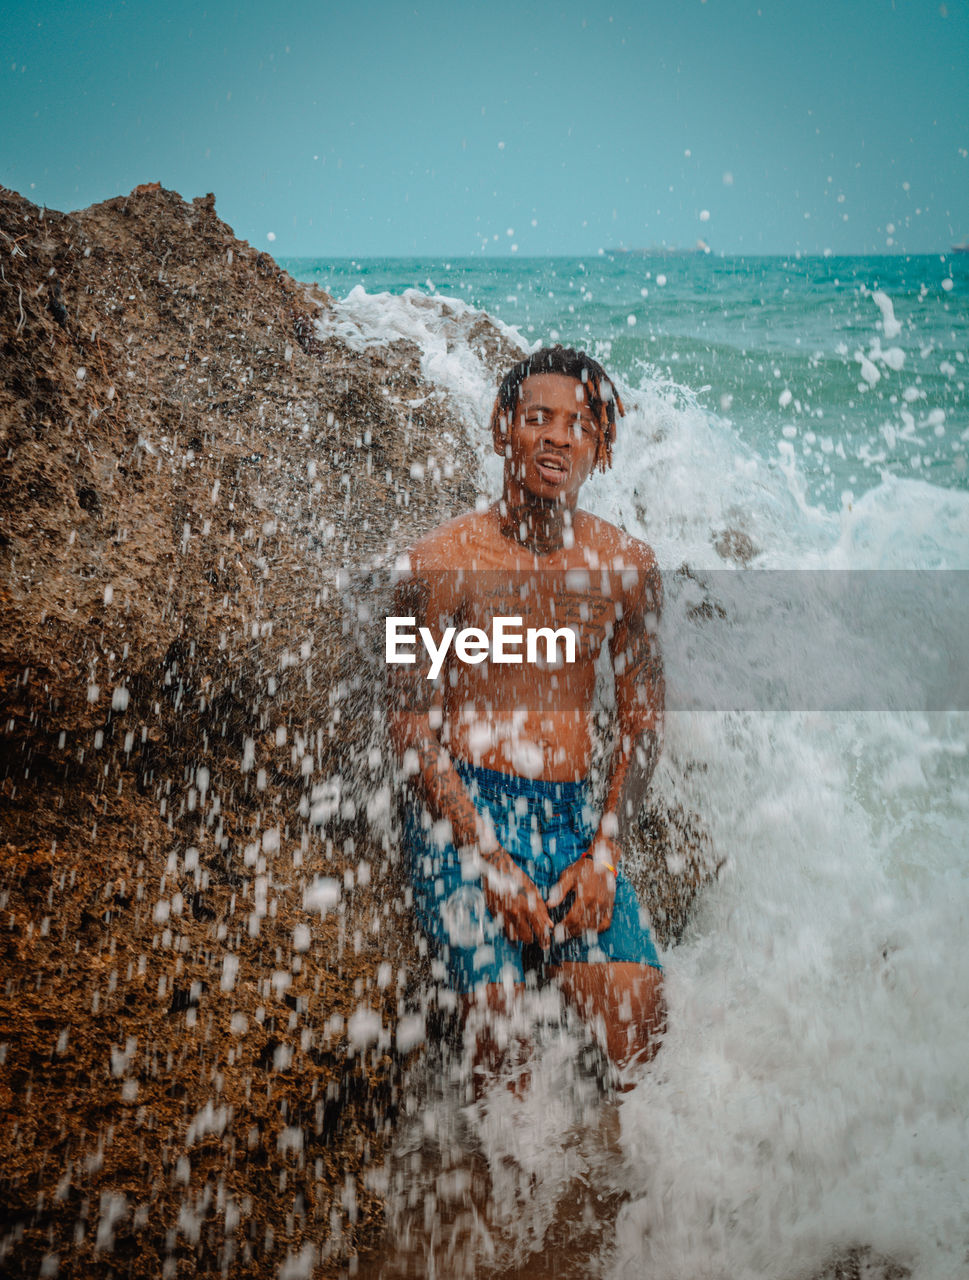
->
xmin=573 ymin=509 xmax=659 ymax=573
xmin=400 ymin=508 xmax=492 ymax=572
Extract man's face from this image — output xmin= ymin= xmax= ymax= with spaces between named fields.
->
xmin=499 ymin=373 xmax=600 ymax=505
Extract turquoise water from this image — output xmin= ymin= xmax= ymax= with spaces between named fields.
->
xmin=283 ymin=253 xmax=968 ymax=509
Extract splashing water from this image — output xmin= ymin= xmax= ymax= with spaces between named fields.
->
xmin=308 ymin=263 xmax=969 ymax=1280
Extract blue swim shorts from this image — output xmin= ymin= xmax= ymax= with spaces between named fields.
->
xmin=405 ymin=760 xmax=662 ymax=993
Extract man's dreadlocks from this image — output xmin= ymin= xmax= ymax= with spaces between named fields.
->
xmin=489 ymin=345 xmax=625 ymax=472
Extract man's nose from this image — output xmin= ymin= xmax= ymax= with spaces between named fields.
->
xmin=540 ymin=414 xmax=573 ymax=446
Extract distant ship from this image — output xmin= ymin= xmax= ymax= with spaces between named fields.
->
xmin=952 ymin=239 xmax=969 ymax=254
xmin=605 ymin=239 xmax=713 ymax=257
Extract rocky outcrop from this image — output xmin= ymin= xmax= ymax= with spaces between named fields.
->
xmin=0 ymin=182 xmax=487 ymax=1277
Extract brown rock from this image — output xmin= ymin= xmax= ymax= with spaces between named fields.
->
xmin=0 ymin=182 xmax=478 ymax=1277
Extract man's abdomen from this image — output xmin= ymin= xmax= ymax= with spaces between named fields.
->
xmin=444 ymin=706 xmax=595 ymax=781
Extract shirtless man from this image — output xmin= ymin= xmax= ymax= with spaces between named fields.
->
xmin=387 ymin=346 xmax=665 ymax=1079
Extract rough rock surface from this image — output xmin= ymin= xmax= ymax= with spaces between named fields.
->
xmin=0 ymin=183 xmax=715 ymax=1278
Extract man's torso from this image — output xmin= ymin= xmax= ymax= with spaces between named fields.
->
xmin=405 ymin=504 xmax=658 ymax=781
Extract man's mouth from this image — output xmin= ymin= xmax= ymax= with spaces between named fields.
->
xmin=535 ymin=454 xmax=568 ymax=483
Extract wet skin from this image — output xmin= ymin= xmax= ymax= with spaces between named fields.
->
xmin=388 ymin=373 xmax=666 ymax=1074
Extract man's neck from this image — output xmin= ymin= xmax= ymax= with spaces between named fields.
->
xmin=496 ymin=497 xmax=574 ymax=556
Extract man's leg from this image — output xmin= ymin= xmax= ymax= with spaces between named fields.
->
xmin=461 ymin=981 xmax=532 ymax=1096
xmin=549 ymin=961 xmax=665 ymax=1072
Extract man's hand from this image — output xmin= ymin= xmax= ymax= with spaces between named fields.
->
xmin=481 ymin=849 xmax=552 ymax=949
xmin=546 ymin=838 xmax=619 ymax=939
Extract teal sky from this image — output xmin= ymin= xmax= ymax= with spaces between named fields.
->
xmin=3 ymin=0 xmax=967 ymax=256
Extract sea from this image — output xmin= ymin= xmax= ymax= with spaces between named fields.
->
xmin=283 ymin=252 xmax=968 ymax=1279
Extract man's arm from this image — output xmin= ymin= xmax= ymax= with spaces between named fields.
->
xmin=386 ymin=566 xmax=552 ymax=948
xmin=386 ymin=573 xmax=489 ymax=846
xmin=548 ymin=556 xmax=663 ymax=937
xmin=599 ymin=557 xmax=665 ymax=850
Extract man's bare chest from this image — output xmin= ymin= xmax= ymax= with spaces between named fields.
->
xmin=452 ymin=575 xmax=623 ymax=661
